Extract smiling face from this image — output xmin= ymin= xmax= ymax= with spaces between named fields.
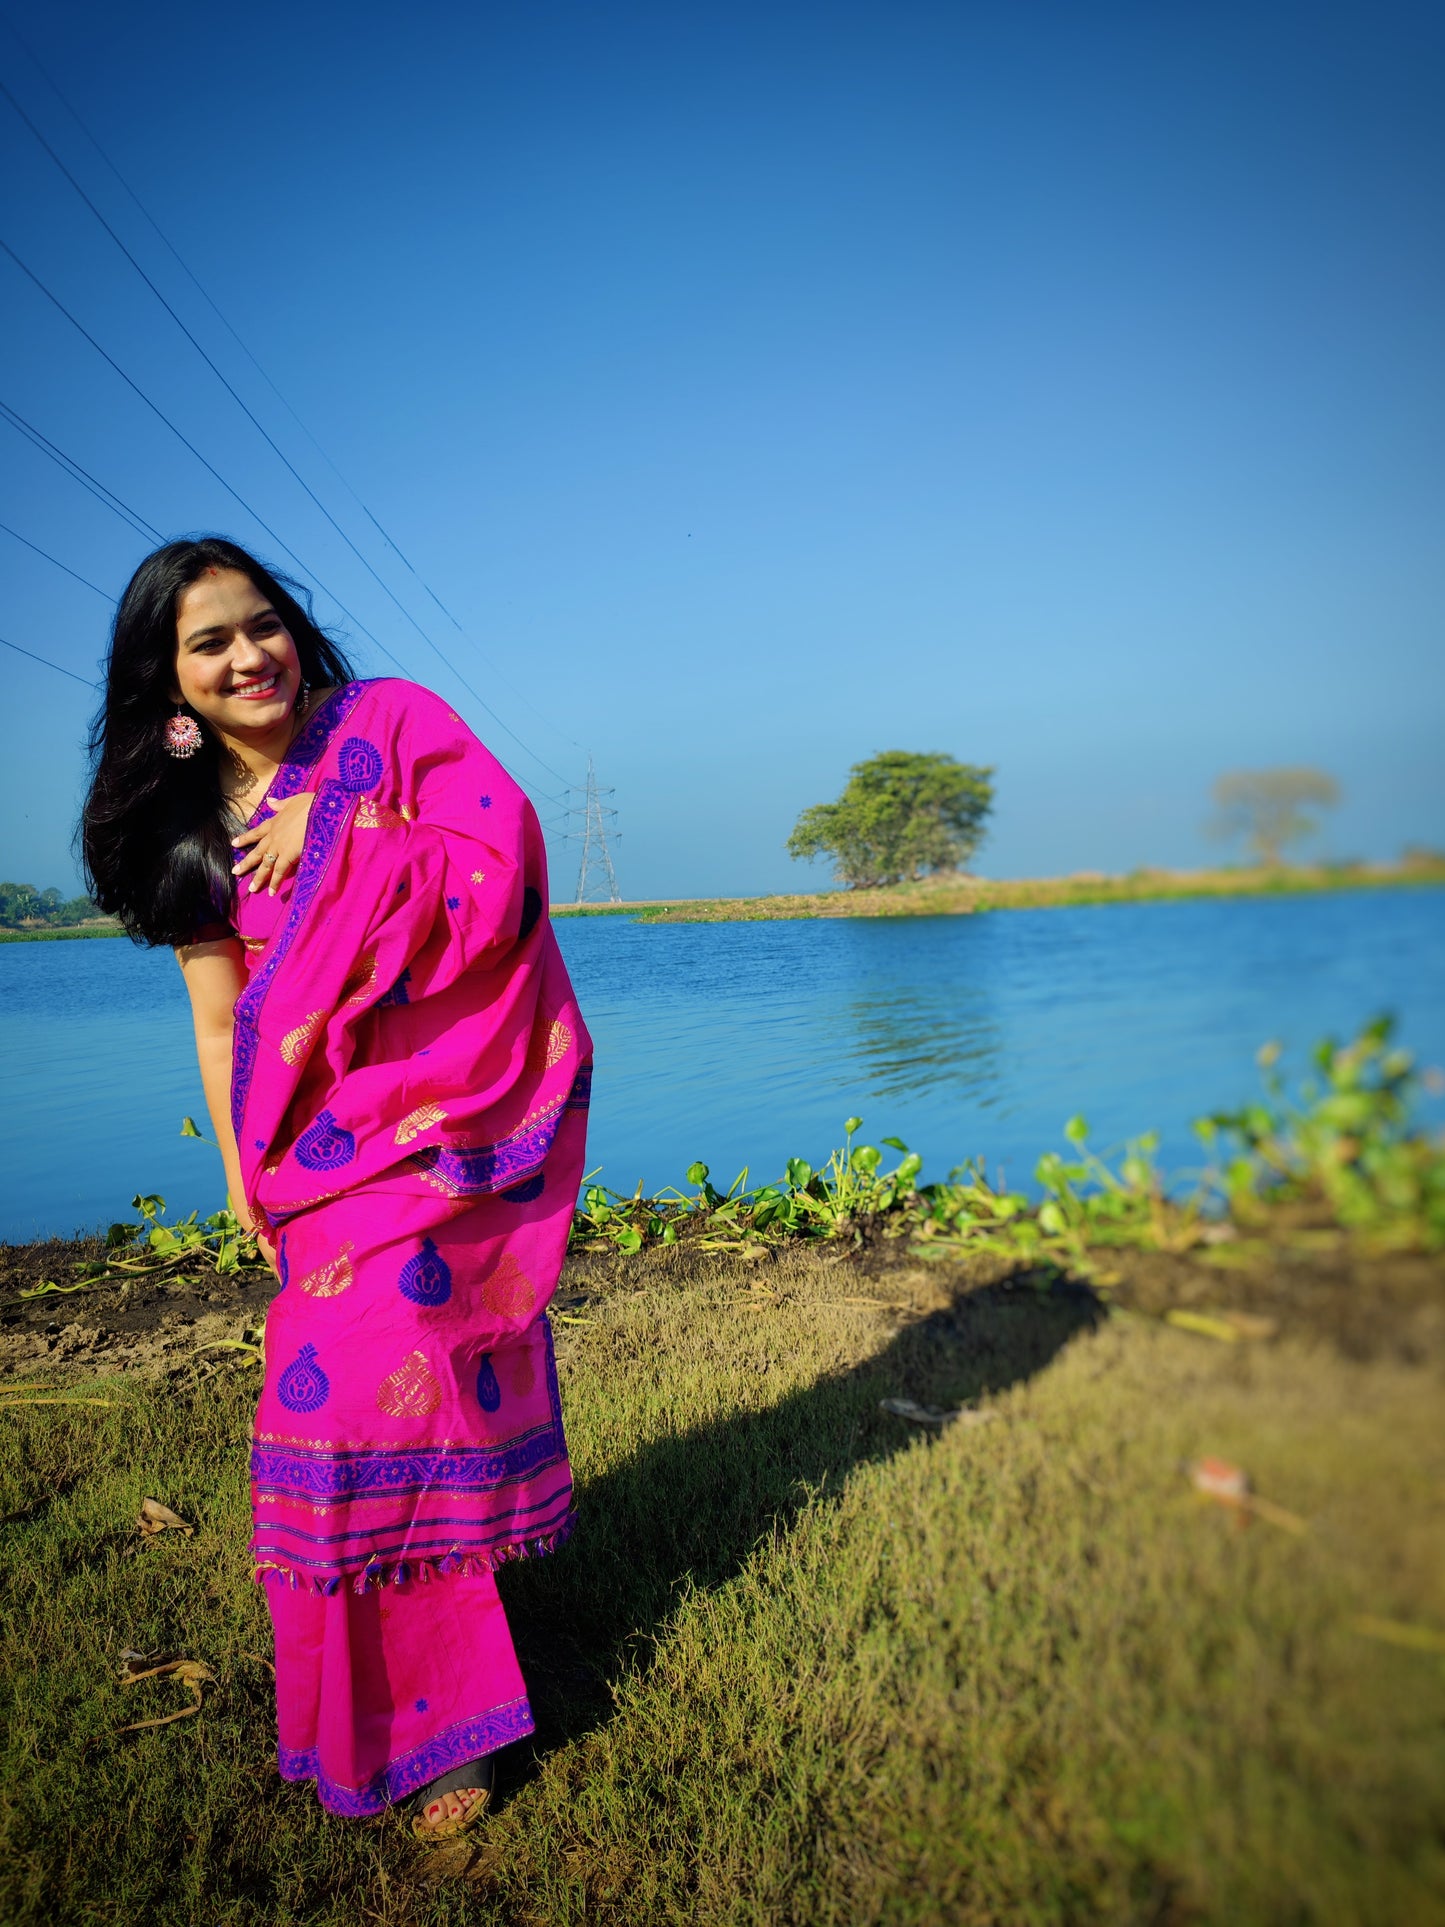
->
xmin=171 ymin=568 xmax=304 ymax=741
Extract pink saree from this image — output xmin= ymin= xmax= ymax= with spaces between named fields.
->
xmin=225 ymin=677 xmax=590 ymax=1814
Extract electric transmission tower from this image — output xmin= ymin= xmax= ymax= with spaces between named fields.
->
xmin=566 ymin=757 xmax=621 ymax=904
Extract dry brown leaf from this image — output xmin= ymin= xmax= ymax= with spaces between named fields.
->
xmin=137 ymin=1497 xmax=193 ymax=1538
xmin=1222 ymin=1311 xmax=1279 ymax=1340
xmin=116 ymin=1657 xmax=214 ymax=1734
xmin=1165 ymin=1310 xmax=1241 ymax=1343
xmin=880 ymin=1397 xmax=997 ymax=1430
xmin=1351 ymin=1614 xmax=1445 ymax=1656
xmin=120 ymin=1657 xmax=213 ymax=1688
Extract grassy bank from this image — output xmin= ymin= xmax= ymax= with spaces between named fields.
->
xmin=552 ymin=858 xmax=1445 ymax=924
xmin=1 ymin=1236 xmax=1442 ymax=1925
xmin=2 ymin=1024 xmax=1443 ymax=1922
xmin=2 ymin=862 xmax=1441 ymax=941
xmin=0 ymin=922 xmax=125 ymax=943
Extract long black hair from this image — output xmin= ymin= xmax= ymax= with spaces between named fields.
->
xmin=81 ymin=537 xmax=356 ymax=947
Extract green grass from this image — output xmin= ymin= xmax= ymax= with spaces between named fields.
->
xmin=2 ymin=1251 xmax=1442 ymax=1924
xmin=0 ymin=924 xmax=126 ymax=944
xmin=548 ymin=862 xmax=1445 ymax=925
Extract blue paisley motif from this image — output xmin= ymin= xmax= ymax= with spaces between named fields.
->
xmin=277 ymin=1236 xmax=290 ymax=1289
xmin=294 ymin=1109 xmax=356 ymax=1172
xmin=377 ymin=968 xmax=411 ymax=1007
xmin=277 ymin=1343 xmax=330 ymax=1413
xmin=398 ymin=1236 xmax=452 ymax=1306
xmin=335 ymin=736 xmax=383 ymax=792
xmin=475 ymin=1354 xmax=501 ymax=1412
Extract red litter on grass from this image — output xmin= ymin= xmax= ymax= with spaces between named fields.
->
xmin=1184 ymin=1457 xmax=1308 ymax=1534
xmin=1190 ymin=1457 xmax=1251 ymax=1504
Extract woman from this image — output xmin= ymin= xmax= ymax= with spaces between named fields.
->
xmin=82 ymin=536 xmax=590 ymax=1838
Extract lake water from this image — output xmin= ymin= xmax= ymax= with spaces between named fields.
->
xmin=2 ymin=887 xmax=1443 ymax=1244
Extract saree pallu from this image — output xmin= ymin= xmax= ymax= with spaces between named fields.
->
xmin=227 ymin=677 xmax=591 ymax=1811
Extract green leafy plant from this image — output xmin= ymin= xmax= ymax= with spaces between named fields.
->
xmin=1199 ymin=1017 xmax=1445 ymax=1248
xmin=99 ymin=1194 xmax=266 ymax=1282
xmin=566 ymin=1021 xmax=1445 ymax=1266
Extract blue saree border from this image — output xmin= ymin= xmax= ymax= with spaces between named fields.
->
xmin=253 ymin=1487 xmax=576 ymax=1582
xmin=408 ymin=1067 xmax=591 ymax=1197
xmin=251 ymin=1319 xmax=574 ymax=1583
xmin=276 ymin=1694 xmax=535 ymax=1816
xmin=230 ymin=681 xmax=370 ymax=1136
xmin=251 ymin=1422 xmax=566 ymax=1505
xmin=250 ymin=680 xmax=370 ymax=820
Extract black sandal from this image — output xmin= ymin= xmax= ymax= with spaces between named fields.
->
xmin=411 ymin=1755 xmax=496 ymax=1840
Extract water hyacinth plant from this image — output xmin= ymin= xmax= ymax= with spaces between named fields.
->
xmin=1199 ymin=1017 xmax=1445 ymax=1248
xmin=566 ymin=1020 xmax=1445 ymax=1263
xmin=75 ymin=1020 xmax=1440 ymax=1288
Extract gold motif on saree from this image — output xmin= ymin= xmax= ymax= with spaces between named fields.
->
xmin=470 ymin=870 xmax=486 ymax=885
xmin=279 ymin=1009 xmax=328 ymax=1066
xmin=545 ymin=1019 xmax=573 ymax=1068
xmin=353 ymin=797 xmax=406 ymax=830
xmin=394 ymin=1102 xmax=448 ymax=1145
xmin=376 ymin=1349 xmax=443 ymax=1418
xmin=480 ymin=1253 xmax=536 ymax=1319
xmin=341 ymin=951 xmax=379 ymax=1006
xmin=297 ymin=1241 xmax=355 ymax=1297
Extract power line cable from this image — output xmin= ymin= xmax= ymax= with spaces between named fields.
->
xmin=0 ymin=228 xmax=570 ymax=790
xmin=0 ymin=397 xmax=164 ymax=543
xmin=7 ymin=27 xmax=584 ymax=753
xmin=0 ymin=632 xmax=96 ymax=687
xmin=0 ymin=87 xmax=486 ymax=689
xmin=0 ymin=232 xmax=422 ymax=672
xmin=0 ymin=516 xmax=112 ymax=599
xmin=0 ymin=419 xmax=573 ymax=804
xmin=0 ymin=399 xmax=565 ymax=804
xmin=0 ymin=54 xmax=584 ymax=763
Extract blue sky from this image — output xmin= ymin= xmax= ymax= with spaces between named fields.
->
xmin=2 ymin=0 xmax=1441 ymax=902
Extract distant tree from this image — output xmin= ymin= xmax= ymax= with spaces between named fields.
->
xmin=0 ymin=881 xmax=102 ymax=929
xmin=787 ymin=751 xmax=995 ymax=889
xmin=1209 ymin=768 xmax=1340 ymax=866
xmin=0 ymin=882 xmax=38 ymax=926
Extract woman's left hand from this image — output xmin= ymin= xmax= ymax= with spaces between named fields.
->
xmin=232 ymin=792 xmax=315 ymax=895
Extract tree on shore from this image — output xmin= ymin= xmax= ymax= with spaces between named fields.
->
xmin=0 ymin=881 xmax=101 ymax=930
xmin=1208 ymin=768 xmax=1340 ymax=866
xmin=787 ymin=751 xmax=995 ymax=889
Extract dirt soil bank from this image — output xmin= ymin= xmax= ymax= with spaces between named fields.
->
xmin=3 ymin=1216 xmax=1440 ymax=1382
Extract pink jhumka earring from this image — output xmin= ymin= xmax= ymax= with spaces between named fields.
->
xmin=164 ymin=708 xmax=204 ymax=758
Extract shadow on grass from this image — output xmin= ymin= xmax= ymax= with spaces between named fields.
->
xmin=500 ymin=1273 xmax=1102 ymax=1777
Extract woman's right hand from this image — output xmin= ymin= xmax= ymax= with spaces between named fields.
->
xmin=255 ymin=1229 xmax=279 ymax=1277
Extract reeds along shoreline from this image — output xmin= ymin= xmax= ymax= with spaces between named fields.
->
xmin=2 ymin=856 xmax=1443 ymax=940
